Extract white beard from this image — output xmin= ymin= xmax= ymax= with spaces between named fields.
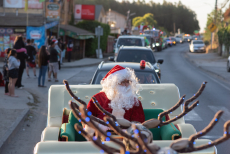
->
xmin=106 ymin=85 xmax=138 ymax=116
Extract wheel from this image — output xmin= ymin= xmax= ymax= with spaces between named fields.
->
xmin=227 ymin=61 xmax=230 ymax=72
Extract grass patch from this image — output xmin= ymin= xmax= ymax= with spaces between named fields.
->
xmin=28 ymin=92 xmax=40 ymax=104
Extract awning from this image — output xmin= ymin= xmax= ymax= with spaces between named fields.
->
xmin=49 ymin=24 xmax=95 ymax=40
xmin=60 ymin=24 xmax=94 ymax=40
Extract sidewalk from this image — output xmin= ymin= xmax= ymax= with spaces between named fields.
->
xmin=0 ymin=87 xmax=33 ymax=152
xmin=0 ymin=57 xmax=108 ymax=69
xmin=185 ymin=52 xmax=230 ymax=84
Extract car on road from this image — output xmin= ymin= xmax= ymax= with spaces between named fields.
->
xmin=169 ymin=37 xmax=177 ymax=45
xmin=165 ymin=38 xmax=173 ymax=47
xmin=227 ymin=56 xmax=230 ymax=72
xmin=175 ymin=35 xmax=184 ymax=43
xmin=189 ymin=40 xmax=206 ymax=53
xmin=90 ymin=62 xmax=160 ymax=84
xmin=162 ymin=39 xmax=168 ymax=49
xmin=108 ymin=46 xmax=163 ymax=78
xmin=113 ymin=35 xmax=145 ymax=58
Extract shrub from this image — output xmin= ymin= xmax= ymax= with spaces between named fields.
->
xmin=73 ymin=20 xmax=110 ymax=57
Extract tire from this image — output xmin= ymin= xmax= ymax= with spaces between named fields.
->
xmin=227 ymin=61 xmax=230 ymax=72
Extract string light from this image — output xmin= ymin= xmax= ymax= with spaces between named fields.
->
xmin=134 ymin=129 xmax=139 ymax=134
xmin=78 ymin=119 xmax=81 ymax=122
xmin=125 ymin=151 xmax=130 ymax=154
xmin=79 ymin=113 xmax=81 ymax=115
xmin=215 ymin=118 xmax=218 ymax=122
xmin=100 ymin=150 xmax=104 ymax=153
xmin=78 ymin=97 xmax=80 ymax=99
xmin=102 ymin=142 xmax=105 ymax=144
xmin=209 ymin=142 xmax=211 ymax=144
xmin=85 ymin=117 xmax=90 ymax=122
xmin=106 ymin=121 xmax=109 ymax=124
xmin=78 ymin=131 xmax=81 ymax=134
xmin=193 ymin=142 xmax=196 ymax=145
xmin=107 ymin=132 xmax=111 ymax=136
xmin=105 ymin=137 xmax=110 ymax=141
xmin=87 ymin=111 xmax=92 ymax=116
xmin=93 ymin=136 xmax=97 ymax=140
xmin=158 ymin=126 xmax=160 ymax=128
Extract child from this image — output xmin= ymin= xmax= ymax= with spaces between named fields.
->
xmin=8 ymin=49 xmax=20 ymax=97
xmin=2 ymin=48 xmax=11 ymax=95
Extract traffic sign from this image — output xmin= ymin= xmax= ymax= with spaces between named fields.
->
xmin=208 ymin=23 xmax=217 ymax=32
xmin=95 ymin=26 xmax=103 ymax=36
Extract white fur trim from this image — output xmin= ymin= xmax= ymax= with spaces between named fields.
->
xmin=112 ymin=108 xmax=125 ymax=118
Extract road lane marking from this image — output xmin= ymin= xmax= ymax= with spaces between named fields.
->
xmin=208 ymin=106 xmax=230 ymax=121
xmin=184 ymin=110 xmax=203 ymax=121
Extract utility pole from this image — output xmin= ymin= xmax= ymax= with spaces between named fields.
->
xmin=211 ymin=0 xmax=218 ymax=49
xmin=173 ymin=22 xmax=176 ymax=34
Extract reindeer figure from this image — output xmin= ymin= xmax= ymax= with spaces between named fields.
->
xmin=69 ymin=101 xmax=230 ymax=154
xmin=64 ymin=80 xmax=207 ymax=150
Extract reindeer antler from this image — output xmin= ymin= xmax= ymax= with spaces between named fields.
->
xmin=171 ymin=110 xmax=230 ymax=153
xmin=158 ymin=81 xmax=207 ymax=126
xmin=69 ymin=101 xmax=108 ymax=127
xmin=64 ymin=80 xmax=87 ymax=107
xmin=142 ymin=82 xmax=207 ymax=129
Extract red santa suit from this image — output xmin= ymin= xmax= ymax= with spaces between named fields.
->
xmin=87 ymin=91 xmax=145 ymax=123
xmin=87 ymin=65 xmax=145 ymax=124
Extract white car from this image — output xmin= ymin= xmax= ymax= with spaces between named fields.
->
xmin=227 ymin=56 xmax=230 ymax=72
xmin=189 ymin=40 xmax=206 ymax=53
xmin=114 ymin=35 xmax=145 ymax=58
xmin=175 ymin=35 xmax=184 ymax=43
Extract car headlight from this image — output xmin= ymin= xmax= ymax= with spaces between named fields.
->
xmin=155 ymin=69 xmax=159 ymax=73
xmin=188 ymin=39 xmax=190 ymax=41
xmin=156 ymin=43 xmax=160 ymax=46
xmin=152 ymin=44 xmax=155 ymax=47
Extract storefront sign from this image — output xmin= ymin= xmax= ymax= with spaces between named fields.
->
xmin=45 ymin=21 xmax=59 ymax=29
xmin=74 ymin=5 xmax=95 ymax=20
xmin=46 ymin=2 xmax=61 ymax=21
xmin=0 ymin=28 xmax=14 ymax=35
xmin=27 ymin=26 xmax=45 ymax=49
xmin=14 ymin=28 xmax=26 ymax=33
xmin=4 ymin=0 xmax=42 ymax=9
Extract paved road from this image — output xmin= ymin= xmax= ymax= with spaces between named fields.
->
xmin=155 ymin=43 xmax=230 ymax=153
xmin=2 ymin=43 xmax=230 ymax=153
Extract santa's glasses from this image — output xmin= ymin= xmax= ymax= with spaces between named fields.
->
xmin=119 ymin=80 xmax=132 ymax=86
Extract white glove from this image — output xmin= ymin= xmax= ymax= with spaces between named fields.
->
xmin=98 ymin=124 xmax=110 ymax=132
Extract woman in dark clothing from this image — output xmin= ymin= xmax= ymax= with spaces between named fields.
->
xmin=38 ymin=46 xmax=50 ymax=87
xmin=13 ymin=36 xmax=28 ymax=89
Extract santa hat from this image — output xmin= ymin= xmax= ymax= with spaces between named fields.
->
xmin=52 ymin=40 xmax=58 ymax=44
xmin=103 ymin=65 xmax=126 ymax=80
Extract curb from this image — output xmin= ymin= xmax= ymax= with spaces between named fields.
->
xmin=183 ymin=52 xmax=229 ymax=83
xmin=0 ymin=108 xmax=30 ymax=153
xmin=61 ymin=59 xmax=109 ymax=68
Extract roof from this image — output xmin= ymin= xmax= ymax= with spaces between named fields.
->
xmin=120 ymin=46 xmax=152 ymax=50
xmin=60 ymin=25 xmax=94 ymax=36
xmin=0 ymin=13 xmax=44 ymax=26
xmin=118 ymin=35 xmax=145 ymax=39
xmin=95 ymin=5 xmax=105 ymax=20
xmin=98 ymin=62 xmax=155 ymax=72
xmin=106 ymin=10 xmax=127 ymax=19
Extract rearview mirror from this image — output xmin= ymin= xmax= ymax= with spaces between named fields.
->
xmin=108 ymin=56 xmax=114 ymax=61
xmin=157 ymin=59 xmax=164 ymax=64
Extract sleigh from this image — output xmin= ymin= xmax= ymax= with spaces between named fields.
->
xmin=33 ymin=82 xmax=222 ymax=154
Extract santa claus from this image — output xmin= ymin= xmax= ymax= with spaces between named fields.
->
xmin=86 ymin=65 xmax=145 ymax=133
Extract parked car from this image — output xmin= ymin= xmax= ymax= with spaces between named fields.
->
xmin=91 ymin=62 xmax=160 ymax=84
xmin=189 ymin=40 xmax=206 ymax=53
xmin=227 ymin=56 xmax=230 ymax=72
xmin=108 ymin=46 xmax=163 ymax=78
xmin=162 ymin=39 xmax=168 ymax=49
xmin=113 ymin=35 xmax=145 ymax=58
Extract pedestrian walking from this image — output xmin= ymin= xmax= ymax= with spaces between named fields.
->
xmin=48 ymin=41 xmax=60 ymax=82
xmin=8 ymin=49 xmax=20 ymax=97
xmin=25 ymin=39 xmax=37 ymax=78
xmin=2 ymin=48 xmax=11 ymax=95
xmin=38 ymin=46 xmax=50 ymax=87
xmin=13 ymin=36 xmax=28 ymax=89
xmin=58 ymin=38 xmax=65 ymax=65
xmin=31 ymin=39 xmax=38 ymax=60
xmin=67 ymin=40 xmax=73 ymax=62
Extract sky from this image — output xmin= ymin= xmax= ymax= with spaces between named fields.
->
xmin=117 ymin=0 xmax=229 ymax=32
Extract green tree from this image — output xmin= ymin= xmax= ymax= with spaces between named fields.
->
xmin=132 ymin=13 xmax=157 ymax=27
